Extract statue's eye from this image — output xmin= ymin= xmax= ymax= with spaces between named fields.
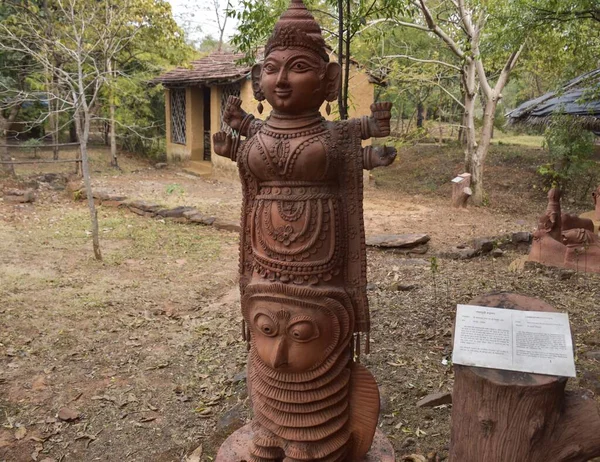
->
xmin=291 ymin=62 xmax=309 ymax=72
xmin=264 ymin=63 xmax=277 ymax=73
xmin=255 ymin=314 xmax=278 ymax=337
xmin=288 ymin=320 xmax=319 ymax=342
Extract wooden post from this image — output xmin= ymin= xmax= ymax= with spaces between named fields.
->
xmin=450 ymin=293 xmax=600 ymax=462
xmin=451 ymin=173 xmax=472 ymax=208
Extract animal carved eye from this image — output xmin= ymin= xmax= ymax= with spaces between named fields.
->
xmin=255 ymin=314 xmax=278 ymax=337
xmin=287 ymin=320 xmax=319 ymax=342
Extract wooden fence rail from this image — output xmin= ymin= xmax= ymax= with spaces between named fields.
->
xmin=0 ymin=142 xmax=80 ymax=149
xmin=0 ymin=159 xmax=81 ymax=164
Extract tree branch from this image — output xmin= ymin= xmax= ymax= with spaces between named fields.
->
xmin=381 ymin=54 xmax=461 ymax=71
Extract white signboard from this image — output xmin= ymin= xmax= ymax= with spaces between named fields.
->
xmin=451 ymin=176 xmax=465 ymax=183
xmin=452 ymin=305 xmax=576 ymax=377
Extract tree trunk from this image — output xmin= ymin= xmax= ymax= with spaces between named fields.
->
xmin=462 ymin=61 xmax=477 ymax=172
xmin=470 ymin=94 xmax=497 ymax=205
xmin=75 ymin=108 xmax=102 ymax=261
xmin=109 ymin=104 xmax=117 ymax=167
xmin=416 ymin=101 xmax=424 ymax=128
xmin=337 ymin=0 xmax=346 ymax=120
xmin=0 ymin=131 xmax=15 ymax=177
xmin=0 ymin=108 xmax=19 ymax=177
xmin=51 ymin=110 xmax=59 ymax=160
xmin=343 ymin=0 xmax=351 ymax=121
xmin=69 ymin=118 xmax=78 ymax=142
xmin=107 ymin=59 xmax=118 ymax=168
xmin=50 ymin=74 xmax=60 ymax=160
xmin=450 ymin=293 xmax=600 ymax=462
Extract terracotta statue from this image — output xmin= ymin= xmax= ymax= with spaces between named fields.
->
xmin=529 ymin=188 xmax=566 ymax=267
xmin=212 ymin=1 xmax=396 ymax=461
xmin=562 ymin=228 xmax=600 ymax=273
xmin=529 ymin=187 xmax=600 ymax=273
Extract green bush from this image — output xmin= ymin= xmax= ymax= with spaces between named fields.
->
xmin=538 ymin=115 xmax=598 ymax=202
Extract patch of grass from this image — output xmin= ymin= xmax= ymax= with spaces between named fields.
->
xmin=491 ymin=134 xmax=544 ymax=148
xmin=34 ymin=206 xmax=228 ymax=266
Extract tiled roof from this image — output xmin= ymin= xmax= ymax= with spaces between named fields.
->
xmin=154 ymin=52 xmax=251 ymax=87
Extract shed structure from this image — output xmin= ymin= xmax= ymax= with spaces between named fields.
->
xmin=507 ymin=69 xmax=600 ymax=134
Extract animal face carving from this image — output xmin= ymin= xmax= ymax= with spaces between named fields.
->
xmin=248 ymin=300 xmax=339 ymax=373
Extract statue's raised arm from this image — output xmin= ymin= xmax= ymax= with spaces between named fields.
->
xmin=360 ymin=101 xmax=393 ymax=139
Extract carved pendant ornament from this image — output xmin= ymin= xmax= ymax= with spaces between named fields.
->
xmin=213 ymin=0 xmax=396 ymax=460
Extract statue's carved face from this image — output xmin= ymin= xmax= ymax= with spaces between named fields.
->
xmin=248 ymin=299 xmax=339 ymax=373
xmin=253 ymin=47 xmax=340 ymax=115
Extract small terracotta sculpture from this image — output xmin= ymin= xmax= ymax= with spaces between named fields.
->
xmin=562 ymin=228 xmax=600 ymax=273
xmin=529 ymin=187 xmax=600 ymax=273
xmin=529 ymin=188 xmax=566 ymax=267
xmin=212 ymin=1 xmax=396 ymax=460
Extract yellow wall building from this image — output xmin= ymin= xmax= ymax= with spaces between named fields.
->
xmin=155 ymin=52 xmax=381 ymax=176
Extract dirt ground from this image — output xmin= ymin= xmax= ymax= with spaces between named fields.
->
xmin=1 ymin=145 xmax=599 ymax=462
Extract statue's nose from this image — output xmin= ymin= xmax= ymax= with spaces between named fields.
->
xmin=268 ymin=337 xmax=288 ymax=368
xmin=276 ymin=68 xmax=289 ymax=87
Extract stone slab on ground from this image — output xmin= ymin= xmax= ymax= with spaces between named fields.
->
xmin=2 ymin=189 xmax=35 ymax=203
xmin=101 ymin=200 xmax=126 ymax=208
xmin=156 ymin=206 xmax=197 ymax=218
xmin=417 ymin=392 xmax=452 ymax=408
xmin=470 ymin=237 xmax=494 ymax=254
xmin=366 ymin=233 xmax=430 ymax=248
xmin=510 ymin=231 xmax=532 ymax=245
xmin=441 ymin=247 xmax=478 ymax=260
xmin=93 ymin=190 xmax=128 ymax=202
xmin=125 ymin=200 xmax=161 ymax=213
xmin=212 ymin=219 xmax=241 ymax=233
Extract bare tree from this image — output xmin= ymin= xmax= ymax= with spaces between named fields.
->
xmin=369 ymin=0 xmax=525 ymax=204
xmin=213 ymin=0 xmax=232 ymax=52
xmin=0 ymin=0 xmax=134 ymax=260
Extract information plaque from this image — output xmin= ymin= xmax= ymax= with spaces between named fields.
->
xmin=451 ymin=176 xmax=465 ymax=183
xmin=452 ymin=305 xmax=576 ymax=377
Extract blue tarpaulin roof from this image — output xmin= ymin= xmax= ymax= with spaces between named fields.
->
xmin=507 ymin=69 xmax=600 ymax=133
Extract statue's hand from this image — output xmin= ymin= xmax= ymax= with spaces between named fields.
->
xmin=369 ymin=102 xmax=392 ymax=137
xmin=373 ymin=144 xmax=396 ymax=167
xmin=213 ymin=131 xmax=233 ymax=158
xmin=223 ymin=96 xmax=245 ymax=131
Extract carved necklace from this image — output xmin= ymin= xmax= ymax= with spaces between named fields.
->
xmin=262 ymin=112 xmax=326 ymax=139
xmin=261 ymin=124 xmax=326 ymax=139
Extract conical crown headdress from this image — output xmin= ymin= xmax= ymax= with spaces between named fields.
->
xmin=265 ymin=0 xmax=329 ymax=62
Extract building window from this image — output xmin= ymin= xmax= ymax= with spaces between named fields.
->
xmin=170 ymin=89 xmax=186 ymax=145
xmin=220 ymin=83 xmax=241 ymax=134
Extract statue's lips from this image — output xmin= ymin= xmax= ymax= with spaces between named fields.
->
xmin=274 ymin=89 xmax=292 ymax=98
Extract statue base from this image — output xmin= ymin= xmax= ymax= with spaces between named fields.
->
xmin=216 ymin=424 xmax=396 ymax=461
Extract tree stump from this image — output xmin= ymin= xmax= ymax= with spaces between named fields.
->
xmin=450 ymin=292 xmax=600 ymax=462
xmin=451 ymin=173 xmax=472 ymax=208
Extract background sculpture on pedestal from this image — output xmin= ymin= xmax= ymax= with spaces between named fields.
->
xmin=212 ymin=0 xmax=396 ymax=460
xmin=529 ymin=187 xmax=600 ymax=273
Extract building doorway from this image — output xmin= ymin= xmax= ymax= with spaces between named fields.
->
xmin=203 ymin=87 xmax=211 ymax=161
